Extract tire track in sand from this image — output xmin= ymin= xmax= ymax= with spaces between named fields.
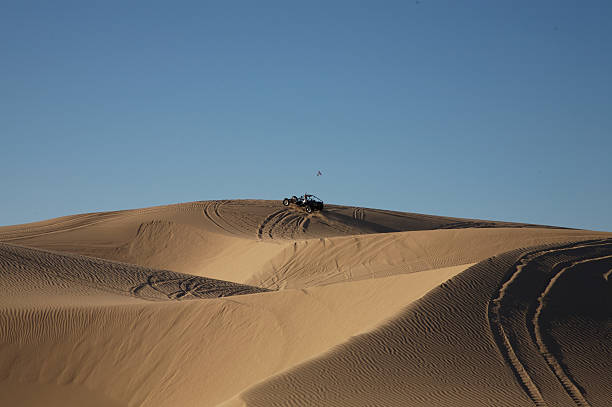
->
xmin=489 ymin=247 xmax=551 ymax=407
xmin=488 ymin=240 xmax=612 ymax=407
xmin=257 ymin=210 xmax=287 ymax=240
xmin=532 ymin=254 xmax=612 ymax=407
xmin=257 ymin=208 xmax=309 ymax=240
xmin=129 ymin=270 xmax=268 ymax=300
xmin=352 ymin=207 xmax=364 ymax=221
xmin=298 ymin=217 xmax=310 ymax=235
xmin=202 ymin=200 xmax=237 ymax=235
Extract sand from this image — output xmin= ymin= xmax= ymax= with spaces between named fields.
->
xmin=1 ymin=200 xmax=610 ymax=406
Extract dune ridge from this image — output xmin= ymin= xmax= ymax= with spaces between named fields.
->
xmin=0 ymin=243 xmax=268 ymax=307
xmin=0 ymin=200 xmax=600 ymax=288
xmin=250 ymin=228 xmax=608 ymax=289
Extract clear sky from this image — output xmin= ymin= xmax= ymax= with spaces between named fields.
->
xmin=2 ymin=1 xmax=611 ymax=231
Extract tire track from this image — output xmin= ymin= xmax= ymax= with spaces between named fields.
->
xmin=352 ymin=207 xmax=364 ymax=221
xmin=488 ymin=240 xmax=612 ymax=407
xmin=267 ymin=212 xmax=293 ymax=239
xmin=532 ymin=254 xmax=612 ymax=407
xmin=298 ymin=217 xmax=310 ymax=235
xmin=438 ymin=220 xmax=498 ymax=229
xmin=489 ymin=248 xmax=550 ymax=407
xmin=0 ymin=206 xmax=171 ymax=242
xmin=202 ymin=201 xmax=237 ymax=235
xmin=129 ymin=270 xmax=269 ymax=300
xmin=257 ymin=210 xmax=287 ymax=240
xmin=257 ymin=209 xmax=309 ymax=240
xmin=0 ymin=213 xmax=122 ymax=242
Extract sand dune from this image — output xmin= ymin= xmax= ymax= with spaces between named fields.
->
xmin=1 ymin=200 xmax=610 ymax=406
xmin=232 ymin=239 xmax=612 ymax=407
xmin=0 ymin=249 xmax=471 ymax=406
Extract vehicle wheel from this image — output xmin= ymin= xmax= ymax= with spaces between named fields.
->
xmin=291 ymin=196 xmax=298 ymax=203
xmin=283 ymin=198 xmax=290 ymax=206
xmin=305 ymin=206 xmax=313 ymax=214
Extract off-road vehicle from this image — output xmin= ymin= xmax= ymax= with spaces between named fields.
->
xmin=282 ymin=194 xmax=324 ymax=213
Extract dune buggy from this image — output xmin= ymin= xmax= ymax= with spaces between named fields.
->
xmin=282 ymin=194 xmax=324 ymax=213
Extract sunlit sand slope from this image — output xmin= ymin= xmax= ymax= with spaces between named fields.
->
xmin=233 ymin=239 xmax=612 ymax=407
xmin=0 ymin=201 xmax=298 ymax=281
xmin=251 ymin=228 xmax=609 ymax=289
xmin=0 ymin=263 xmax=470 ymax=407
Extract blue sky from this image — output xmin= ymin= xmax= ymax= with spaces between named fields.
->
xmin=1 ymin=1 xmax=611 ymax=231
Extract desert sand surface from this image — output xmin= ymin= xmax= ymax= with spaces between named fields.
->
xmin=1 ymin=199 xmax=610 ymax=406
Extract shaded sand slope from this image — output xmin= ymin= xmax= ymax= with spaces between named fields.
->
xmin=0 ymin=200 xmax=556 ymax=281
xmin=544 ymin=256 xmax=612 ymax=406
xmin=0 ymin=261 xmax=470 ymax=407
xmin=0 ymin=243 xmax=267 ymax=307
xmin=231 ymin=239 xmax=612 ymax=407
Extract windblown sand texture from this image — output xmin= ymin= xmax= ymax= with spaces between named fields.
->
xmin=1 ymin=200 xmax=610 ymax=406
